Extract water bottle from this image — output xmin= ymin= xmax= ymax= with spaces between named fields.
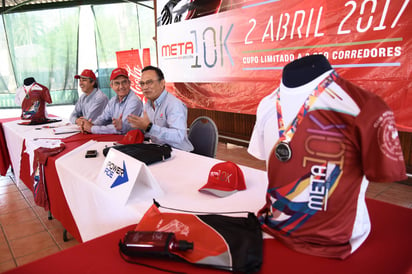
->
xmin=120 ymin=231 xmax=194 ymax=257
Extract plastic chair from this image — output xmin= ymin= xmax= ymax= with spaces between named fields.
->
xmin=188 ymin=116 xmax=218 ymax=158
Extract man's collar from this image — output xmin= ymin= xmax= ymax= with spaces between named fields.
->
xmin=85 ymin=88 xmax=96 ymax=96
xmin=117 ymin=90 xmax=131 ymax=103
xmin=150 ymin=89 xmax=167 ymax=108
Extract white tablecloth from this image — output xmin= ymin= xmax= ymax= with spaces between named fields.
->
xmin=55 ymin=141 xmax=268 ymax=242
xmin=2 ymin=119 xmax=78 ymax=182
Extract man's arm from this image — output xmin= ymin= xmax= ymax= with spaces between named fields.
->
xmin=69 ymin=99 xmax=83 ymax=124
xmin=84 ymin=91 xmax=109 ymax=123
xmin=146 ymin=101 xmax=193 ymax=151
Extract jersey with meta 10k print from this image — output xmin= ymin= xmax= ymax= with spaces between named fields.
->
xmin=20 ymin=82 xmax=52 ymax=122
xmin=253 ymin=72 xmax=406 ymax=259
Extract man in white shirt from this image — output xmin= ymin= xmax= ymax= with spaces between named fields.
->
xmin=127 ymin=65 xmax=193 ymax=151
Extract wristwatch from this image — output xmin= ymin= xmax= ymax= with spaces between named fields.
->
xmin=145 ymin=122 xmax=153 ymax=133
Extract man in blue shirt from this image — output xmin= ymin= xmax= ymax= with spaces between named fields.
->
xmin=127 ymin=66 xmax=193 ymax=151
xmin=82 ymin=68 xmax=143 ymax=135
xmin=70 ymin=69 xmax=108 ymax=125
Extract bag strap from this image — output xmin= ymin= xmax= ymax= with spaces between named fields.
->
xmin=153 ymin=199 xmax=251 ymax=215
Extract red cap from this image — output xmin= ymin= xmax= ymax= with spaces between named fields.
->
xmin=110 ymin=68 xmax=129 ymax=81
xmin=198 ymin=161 xmax=246 ymax=197
xmin=74 ymin=69 xmax=96 ymax=81
xmin=118 ymin=129 xmax=144 ymax=145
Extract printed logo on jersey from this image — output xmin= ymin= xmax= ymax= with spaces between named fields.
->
xmin=374 ymin=111 xmax=404 ymax=161
xmin=264 ymin=108 xmax=349 ymax=234
xmin=266 ymin=163 xmax=341 ymax=235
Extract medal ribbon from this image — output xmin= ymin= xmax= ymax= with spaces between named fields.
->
xmin=23 ymin=84 xmax=35 ymax=99
xmin=276 ymin=71 xmax=337 ymax=143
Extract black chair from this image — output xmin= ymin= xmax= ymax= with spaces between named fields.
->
xmin=188 ymin=116 xmax=218 ymax=158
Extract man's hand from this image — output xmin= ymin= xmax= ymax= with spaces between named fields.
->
xmin=112 ymin=114 xmax=123 ymax=131
xmin=81 ymin=119 xmax=93 ymax=134
xmin=127 ymin=111 xmax=151 ymax=131
xmin=75 ymin=117 xmax=86 ymax=127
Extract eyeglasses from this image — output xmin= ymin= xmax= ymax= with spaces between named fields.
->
xmin=139 ymin=79 xmax=160 ymax=87
xmin=112 ymin=79 xmax=129 ymax=88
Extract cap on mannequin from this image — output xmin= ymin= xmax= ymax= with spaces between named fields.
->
xmin=24 ymin=77 xmax=36 ymax=86
xmin=282 ymin=55 xmax=332 ymax=88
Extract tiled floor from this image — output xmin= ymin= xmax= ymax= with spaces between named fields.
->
xmin=0 ymin=142 xmax=411 ymax=273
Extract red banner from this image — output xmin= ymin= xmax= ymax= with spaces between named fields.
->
xmin=156 ymin=0 xmax=411 ymax=131
xmin=116 ymin=49 xmax=151 ymax=101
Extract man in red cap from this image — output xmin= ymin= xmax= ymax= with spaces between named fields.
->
xmin=70 ymin=69 xmax=109 ymax=126
xmin=82 ymin=68 xmax=143 ymax=135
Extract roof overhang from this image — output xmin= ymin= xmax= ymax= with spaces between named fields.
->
xmin=1 ymin=0 xmax=152 ymax=14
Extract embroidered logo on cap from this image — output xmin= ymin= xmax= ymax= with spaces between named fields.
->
xmin=198 ymin=161 xmax=246 ymax=197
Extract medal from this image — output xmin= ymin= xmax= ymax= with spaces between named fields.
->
xmin=275 ymin=142 xmax=291 ymax=162
xmin=274 ymin=71 xmax=337 ymax=163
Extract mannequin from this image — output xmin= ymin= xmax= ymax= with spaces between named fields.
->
xmin=281 ymin=54 xmax=332 ymax=88
xmin=15 ymin=77 xmax=36 ymax=106
xmin=19 ymin=78 xmax=52 ymax=123
xmin=278 ymin=54 xmax=333 ymax=130
xmin=23 ymin=77 xmax=36 ymax=86
xmin=249 ymin=54 xmax=406 ymax=259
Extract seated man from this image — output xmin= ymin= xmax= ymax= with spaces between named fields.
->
xmin=70 ymin=69 xmax=108 ymax=125
xmin=82 ymin=68 xmax=143 ymax=135
xmin=127 ymin=65 xmax=193 ymax=151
